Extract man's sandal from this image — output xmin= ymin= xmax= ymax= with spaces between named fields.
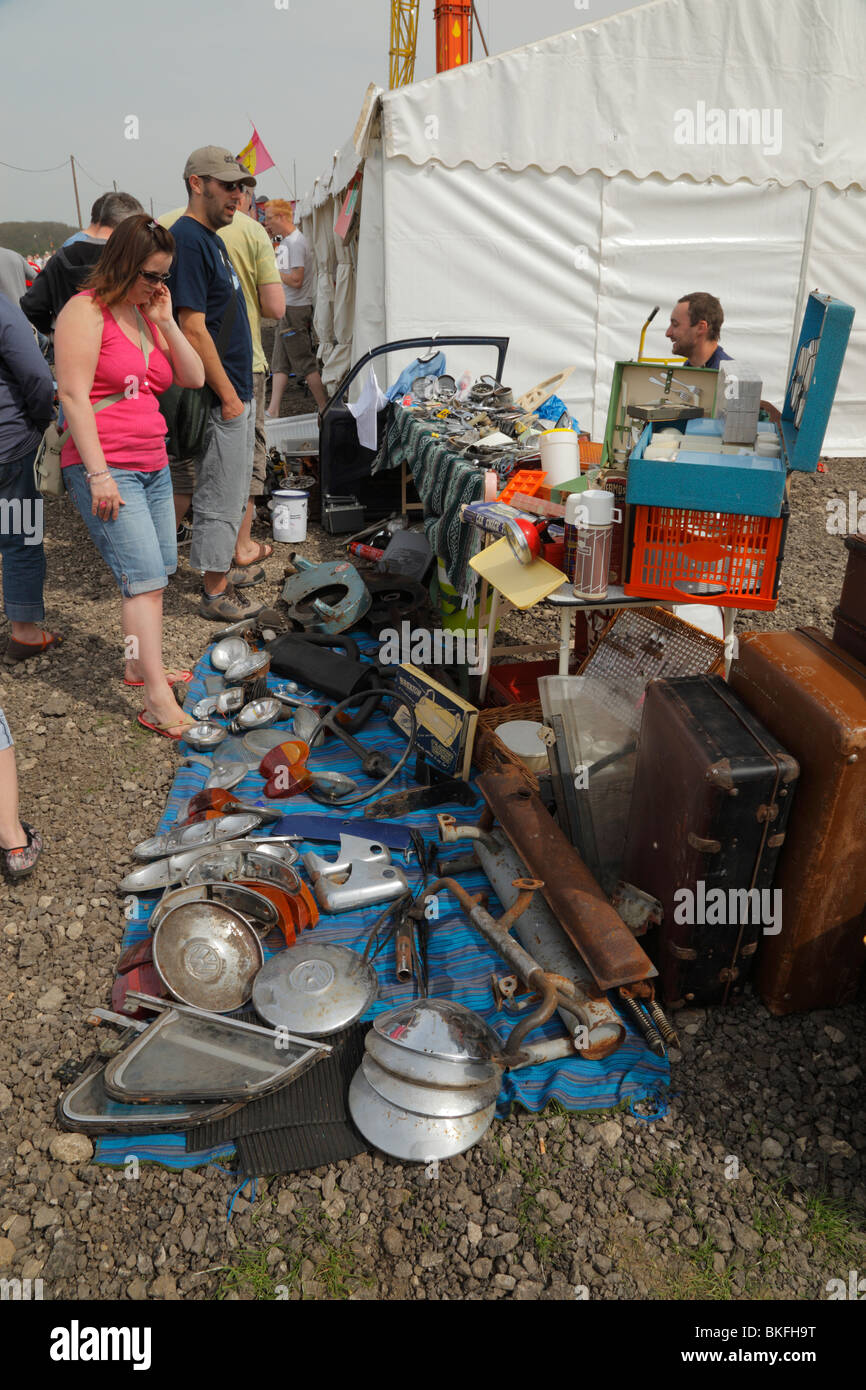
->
xmin=234 ymin=542 xmax=274 ymax=566
xmin=1 ymin=823 xmax=43 ymax=879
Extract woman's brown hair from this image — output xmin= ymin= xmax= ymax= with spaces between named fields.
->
xmin=83 ymin=215 xmax=175 ymax=307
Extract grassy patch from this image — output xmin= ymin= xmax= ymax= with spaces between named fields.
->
xmin=651 ymin=1156 xmax=683 ymax=1197
xmin=804 ymin=1191 xmax=865 ymax=1265
xmin=516 ymin=1159 xmax=563 ymax=1266
xmin=215 ymin=1246 xmax=294 ymax=1300
xmin=215 ymin=1201 xmax=375 ymax=1300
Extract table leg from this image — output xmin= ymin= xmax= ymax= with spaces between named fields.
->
xmin=723 ymin=608 xmax=737 ymax=677
xmin=478 ymin=588 xmax=500 ymax=705
xmin=558 ymin=606 xmax=572 ymax=676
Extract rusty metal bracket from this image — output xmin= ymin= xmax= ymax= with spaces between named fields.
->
xmin=475 ymin=772 xmax=656 ymax=990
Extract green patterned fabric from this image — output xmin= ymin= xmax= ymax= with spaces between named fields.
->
xmin=377 ymin=407 xmax=485 ymax=590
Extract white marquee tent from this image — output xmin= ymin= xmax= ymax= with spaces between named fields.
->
xmin=297 ymin=0 xmax=865 ymax=454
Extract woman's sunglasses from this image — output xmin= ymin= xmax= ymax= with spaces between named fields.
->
xmin=138 ymin=269 xmax=171 ymax=286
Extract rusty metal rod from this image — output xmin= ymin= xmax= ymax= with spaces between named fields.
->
xmin=476 ymin=772 xmax=656 ymax=989
xmin=415 ymin=876 xmax=564 ymax=1063
xmin=437 ymin=816 xmax=626 ymax=1059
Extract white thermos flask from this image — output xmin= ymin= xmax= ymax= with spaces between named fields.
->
xmin=566 ymin=489 xmax=622 ymax=599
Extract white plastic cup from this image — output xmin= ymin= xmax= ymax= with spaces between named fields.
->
xmin=539 ymin=428 xmax=580 ymax=486
xmin=272 ymin=489 xmax=308 ymax=543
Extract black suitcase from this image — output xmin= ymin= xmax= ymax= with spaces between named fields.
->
xmin=622 ymin=675 xmax=799 ymax=1007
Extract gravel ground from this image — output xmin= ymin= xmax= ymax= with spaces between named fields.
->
xmin=0 ymin=452 xmax=864 ymax=1303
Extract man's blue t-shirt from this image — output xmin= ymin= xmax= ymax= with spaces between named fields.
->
xmin=168 ymin=215 xmax=252 ymax=401
xmin=703 ymin=344 xmax=732 ymax=370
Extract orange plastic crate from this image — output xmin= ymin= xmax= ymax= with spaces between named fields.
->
xmin=624 ymin=502 xmax=788 ymax=611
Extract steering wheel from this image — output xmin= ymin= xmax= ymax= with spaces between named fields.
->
xmin=305 ymin=687 xmax=418 ymax=807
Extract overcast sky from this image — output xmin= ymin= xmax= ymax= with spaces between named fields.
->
xmin=0 ymin=0 xmax=634 ymax=227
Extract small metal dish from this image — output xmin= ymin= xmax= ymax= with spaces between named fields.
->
xmin=361 ymin=1052 xmax=501 ymax=1118
xmin=373 ymin=998 xmax=504 ymax=1066
xmin=234 ymin=697 xmax=282 ymax=731
xmin=183 ymin=721 xmax=228 ymax=750
xmin=211 ymin=637 xmax=250 ymax=672
xmin=182 ymin=846 xmax=300 ymax=891
xmin=132 ymin=813 xmax=266 ymax=861
xmin=364 ymin=1027 xmax=501 ymax=1090
xmin=224 ymin=651 xmax=270 ymax=684
xmin=192 ymin=696 xmax=220 ymax=720
xmin=252 ymin=941 xmax=378 ymax=1036
xmin=215 ymin=687 xmax=245 ymax=714
xmin=243 ymin=728 xmax=295 ymax=757
xmin=152 ymin=900 xmax=264 ymax=1012
xmin=348 ymin=1068 xmax=496 ymax=1162
xmin=149 ymin=882 xmax=280 ymax=936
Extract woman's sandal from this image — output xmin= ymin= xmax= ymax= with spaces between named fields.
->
xmin=137 ymin=711 xmax=197 ymax=740
xmin=1 ymin=823 xmax=43 ymax=879
xmin=124 ymin=668 xmax=194 ymax=689
xmin=4 ymin=632 xmax=63 ymax=664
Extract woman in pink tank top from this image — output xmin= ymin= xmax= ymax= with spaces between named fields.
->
xmin=54 ymin=216 xmax=205 ymax=737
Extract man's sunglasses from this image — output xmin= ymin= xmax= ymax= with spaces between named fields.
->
xmin=204 ymin=178 xmax=248 ymax=193
xmin=138 ymin=269 xmax=171 ymax=285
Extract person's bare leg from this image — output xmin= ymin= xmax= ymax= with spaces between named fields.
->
xmin=122 ymin=592 xmax=188 ymax=730
xmin=305 ymin=371 xmax=328 ymax=412
xmin=234 ymin=499 xmax=267 ymax=566
xmin=0 ymin=744 xmax=26 ymax=849
xmin=266 ymin=372 xmax=289 ymax=417
xmin=174 ymin=492 xmax=192 ymax=528
xmin=202 ymin=569 xmax=232 ymax=598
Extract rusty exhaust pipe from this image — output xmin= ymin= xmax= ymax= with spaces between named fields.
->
xmin=437 ymin=815 xmax=626 ymax=1059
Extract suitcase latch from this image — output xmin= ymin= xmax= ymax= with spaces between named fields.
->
xmin=756 ymin=803 xmax=779 ymax=823
xmin=687 ymin=832 xmax=721 ymax=853
xmin=718 ymin=966 xmax=740 ymax=983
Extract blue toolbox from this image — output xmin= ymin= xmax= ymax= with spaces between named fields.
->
xmin=626 ymin=291 xmax=854 ymax=512
xmin=626 ymin=417 xmax=787 ymax=518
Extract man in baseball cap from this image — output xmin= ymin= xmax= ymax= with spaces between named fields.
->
xmin=164 ymin=145 xmax=261 ymax=621
xmin=183 ymin=145 xmax=256 ymax=189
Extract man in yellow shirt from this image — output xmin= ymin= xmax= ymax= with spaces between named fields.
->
xmin=159 ymin=189 xmax=283 ymax=570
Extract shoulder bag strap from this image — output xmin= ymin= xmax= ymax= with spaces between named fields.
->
xmin=133 ymin=307 xmax=154 ymax=367
xmin=55 ymin=298 xmax=137 ymax=450
xmin=56 ymin=391 xmax=127 ymax=450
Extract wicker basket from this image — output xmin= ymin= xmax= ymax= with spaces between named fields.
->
xmin=472 ymin=700 xmax=546 ymax=791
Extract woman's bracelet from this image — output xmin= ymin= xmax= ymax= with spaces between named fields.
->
xmin=85 ymin=469 xmax=111 ymax=486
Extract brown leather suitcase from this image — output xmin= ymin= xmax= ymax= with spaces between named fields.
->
xmin=837 ymin=534 xmax=866 ymax=626
xmin=729 ymin=628 xmax=866 ymax=1014
xmin=622 ymin=676 xmax=799 ymax=1008
xmin=832 ymin=608 xmax=866 ymax=667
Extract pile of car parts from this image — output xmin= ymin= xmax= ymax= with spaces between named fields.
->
xmin=434 ymin=815 xmax=625 ymax=1060
xmin=349 ymin=1000 xmax=504 ymax=1161
xmin=476 ymin=771 xmax=655 ymax=991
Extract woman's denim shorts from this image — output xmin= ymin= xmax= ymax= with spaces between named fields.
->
xmin=64 ymin=464 xmax=177 ymax=597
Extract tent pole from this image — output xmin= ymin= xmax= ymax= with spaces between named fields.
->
xmin=787 ymin=184 xmax=818 ymax=381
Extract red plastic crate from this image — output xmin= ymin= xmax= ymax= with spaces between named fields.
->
xmin=624 ymin=502 xmax=788 ymax=611
xmin=486 ymin=659 xmax=558 ymax=707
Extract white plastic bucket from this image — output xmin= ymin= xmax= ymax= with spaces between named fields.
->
xmin=272 ymin=489 xmax=308 ymax=543
xmin=539 ymin=428 xmax=580 ymax=486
